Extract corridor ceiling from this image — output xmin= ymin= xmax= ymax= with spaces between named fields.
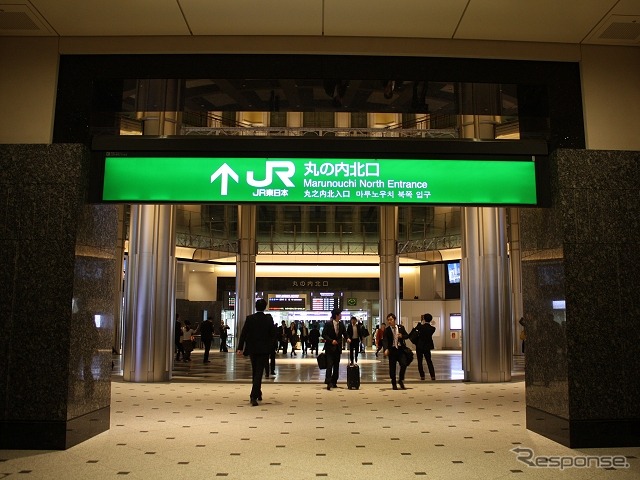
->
xmin=1 ymin=0 xmax=639 ymax=46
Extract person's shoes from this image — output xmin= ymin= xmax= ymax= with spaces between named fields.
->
xmin=392 ymin=384 xmax=398 ymax=390
xmin=204 ymin=360 xmax=211 ymax=364
xmin=265 ymin=373 xmax=269 ymax=379
xmin=431 ymin=376 xmax=436 ymax=381
xmin=326 ymin=384 xmax=331 ymax=391
xmin=420 ymin=376 xmax=425 ymax=380
xmin=250 ymin=398 xmax=259 ymax=406
xmin=399 ymin=381 xmax=405 ymax=389
xmin=271 ymin=370 xmax=276 ymax=375
xmin=258 ymin=395 xmax=262 ymax=401
xmin=332 ymin=383 xmax=338 ymax=388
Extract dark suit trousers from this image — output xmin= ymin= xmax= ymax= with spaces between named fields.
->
xmin=325 ymin=349 xmax=341 ymax=385
xmin=388 ymin=348 xmax=407 ymax=385
xmin=202 ymin=338 xmax=212 ymax=361
xmin=348 ymin=340 xmax=360 ymax=364
xmin=264 ymin=350 xmax=276 ymax=375
xmin=416 ymin=347 xmax=435 ymax=379
xmin=250 ymin=353 xmax=268 ymax=400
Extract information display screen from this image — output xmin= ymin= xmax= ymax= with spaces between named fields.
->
xmin=267 ymin=294 xmax=307 ymax=311
xmin=310 ymin=292 xmax=343 ymax=312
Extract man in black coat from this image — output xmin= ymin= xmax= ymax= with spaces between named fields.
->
xmin=322 ymin=308 xmax=346 ymax=390
xmin=383 ymin=312 xmax=410 ymax=390
xmin=199 ymin=316 xmax=214 ymax=363
xmin=415 ymin=313 xmax=436 ymax=380
xmin=237 ymin=299 xmax=276 ymax=406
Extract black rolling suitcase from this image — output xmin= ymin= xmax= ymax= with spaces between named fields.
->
xmin=347 ymin=364 xmax=360 ymax=390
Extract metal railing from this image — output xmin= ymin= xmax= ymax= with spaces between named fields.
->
xmin=257 ymin=239 xmax=379 ymax=255
xmin=181 ymin=125 xmax=458 ymax=138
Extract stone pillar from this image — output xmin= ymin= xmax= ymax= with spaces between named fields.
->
xmin=0 ymin=144 xmax=117 ymax=449
xmin=521 ymin=149 xmax=640 ymax=448
xmin=236 ymin=205 xmax=257 ymax=341
xmin=461 ymin=207 xmax=512 ymax=382
xmin=508 ymin=207 xmax=525 ymax=354
xmin=379 ymin=206 xmax=400 ymax=318
xmin=352 ymin=206 xmax=361 ymax=236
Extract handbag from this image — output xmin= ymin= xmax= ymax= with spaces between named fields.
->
xmin=401 ymin=346 xmax=414 ymax=366
xmin=317 ymin=352 xmax=327 ymax=370
xmin=408 ymin=327 xmax=420 ymax=344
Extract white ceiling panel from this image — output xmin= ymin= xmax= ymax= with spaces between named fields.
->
xmin=180 ymin=0 xmax=323 ymax=36
xmin=3 ymin=0 xmax=639 ymax=46
xmin=456 ymin=0 xmax=620 ymax=43
xmin=29 ymin=0 xmax=190 ymax=36
xmin=324 ymin=0 xmax=468 ymax=38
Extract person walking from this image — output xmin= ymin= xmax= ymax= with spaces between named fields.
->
xmin=309 ymin=324 xmax=320 ymax=355
xmin=181 ymin=320 xmax=195 ymax=362
xmin=415 ymin=313 xmax=436 ymax=380
xmin=299 ymin=322 xmax=309 ymax=356
xmin=199 ymin=316 xmax=214 ymax=363
xmin=278 ymin=321 xmax=289 ymax=354
xmin=322 ymin=308 xmax=346 ymax=390
xmin=236 ymin=299 xmax=276 ymax=406
xmin=219 ymin=321 xmax=229 ymax=352
xmin=289 ymin=322 xmax=299 ymax=357
xmin=375 ymin=323 xmax=386 ymax=357
xmin=383 ymin=313 xmax=409 ymax=389
xmin=346 ymin=316 xmax=364 ymax=365
xmin=265 ymin=320 xmax=278 ymax=378
xmin=175 ymin=314 xmax=184 ymax=361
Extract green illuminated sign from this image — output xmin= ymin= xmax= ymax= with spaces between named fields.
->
xmin=102 ymin=156 xmax=537 ymax=205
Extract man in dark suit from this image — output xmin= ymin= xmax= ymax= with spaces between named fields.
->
xmin=237 ymin=299 xmax=276 ymax=406
xmin=277 ymin=320 xmax=289 ymax=354
xmin=383 ymin=312 xmax=410 ymax=390
xmin=199 ymin=316 xmax=214 ymax=363
xmin=415 ymin=313 xmax=436 ymax=380
xmin=322 ymin=308 xmax=346 ymax=390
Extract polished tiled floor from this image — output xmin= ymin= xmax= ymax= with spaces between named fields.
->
xmin=170 ymin=349 xmax=482 ymax=384
xmin=1 ymin=350 xmax=638 ymax=479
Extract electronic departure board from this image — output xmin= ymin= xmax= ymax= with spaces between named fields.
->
xmin=267 ymin=294 xmax=306 ymax=311
xmin=310 ymin=292 xmax=343 ymax=312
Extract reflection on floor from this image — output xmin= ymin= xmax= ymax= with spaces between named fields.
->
xmin=164 ymin=349 xmax=525 ymax=384
xmin=2 ymin=360 xmax=637 ymax=480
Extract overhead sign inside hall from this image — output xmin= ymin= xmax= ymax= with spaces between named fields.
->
xmin=101 ymin=156 xmax=537 ymax=205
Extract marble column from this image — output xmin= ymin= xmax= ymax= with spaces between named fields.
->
xmin=0 ymin=144 xmax=117 ymax=449
xmin=521 ymin=149 xmax=640 ymax=447
xmin=508 ymin=207 xmax=525 ymax=354
xmin=236 ymin=205 xmax=257 ymax=339
xmin=379 ymin=206 xmax=400 ymax=318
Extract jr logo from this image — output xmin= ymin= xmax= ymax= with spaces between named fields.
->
xmin=247 ymin=161 xmax=295 ymax=187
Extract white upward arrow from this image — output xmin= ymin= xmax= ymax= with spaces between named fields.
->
xmin=210 ymin=163 xmax=239 ymax=196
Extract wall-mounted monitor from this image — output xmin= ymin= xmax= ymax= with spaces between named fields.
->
xmin=310 ymin=292 xmax=343 ymax=312
xmin=552 ymin=300 xmax=566 ymax=310
xmin=450 ymin=313 xmax=462 ymax=330
xmin=447 ymin=261 xmax=461 ymax=284
xmin=267 ymin=293 xmax=307 ymax=311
